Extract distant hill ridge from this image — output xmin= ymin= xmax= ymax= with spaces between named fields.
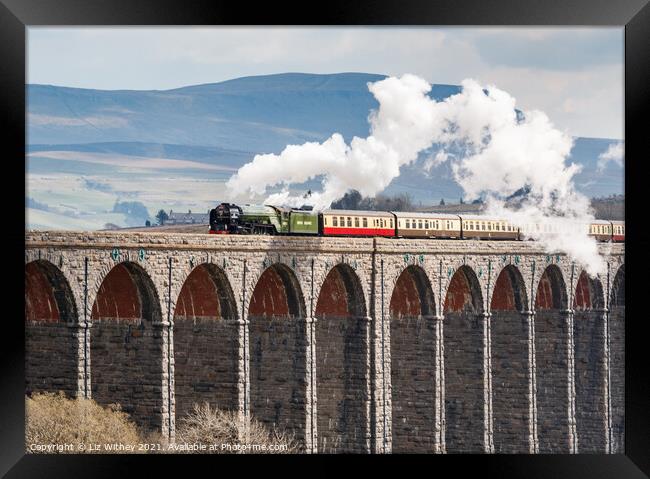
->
xmin=27 ymin=72 xmax=623 ymax=200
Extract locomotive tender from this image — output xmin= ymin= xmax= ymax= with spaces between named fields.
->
xmin=209 ymin=202 xmax=625 ymax=242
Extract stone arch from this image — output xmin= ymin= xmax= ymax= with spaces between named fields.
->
xmin=388 ymin=265 xmax=437 ymax=452
xmin=534 ymin=264 xmax=570 ymax=452
xmin=25 ymin=260 xmax=80 ymax=397
xmin=572 ymin=271 xmax=607 ymax=452
xmin=609 ymin=264 xmax=624 ymax=453
xmin=489 ymin=265 xmax=530 ymax=453
xmin=534 ymin=264 xmax=568 ymax=310
xmin=87 ymin=257 xmax=161 ymax=322
xmin=490 ymin=265 xmax=529 ymax=313
xmin=443 ymin=265 xmax=485 ymax=452
xmin=389 ymin=265 xmax=436 ymax=319
xmin=90 ymin=261 xmax=164 ymax=433
xmin=248 ymin=263 xmax=308 ymax=449
xmin=315 ymin=263 xmax=369 ymax=453
xmin=173 ymin=263 xmax=239 ymax=422
xmin=248 ymin=263 xmax=306 ymax=319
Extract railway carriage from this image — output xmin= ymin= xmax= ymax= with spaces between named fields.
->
xmin=588 ymin=220 xmax=613 ymax=242
xmin=611 ymin=220 xmax=625 ymax=242
xmin=321 ymin=209 xmax=395 ymax=237
xmin=460 ymin=214 xmax=519 ymax=240
xmin=518 ymin=221 xmax=563 ymax=240
xmin=394 ymin=212 xmax=461 ymax=238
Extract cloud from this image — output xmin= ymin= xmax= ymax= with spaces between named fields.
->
xmin=597 ymin=142 xmax=624 ymax=171
xmin=27 ymin=27 xmax=623 ymax=138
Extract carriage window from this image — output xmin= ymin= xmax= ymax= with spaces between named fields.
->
xmin=347 ymin=217 xmax=352 ymax=227
xmin=481 ymin=222 xmax=485 ymax=231
xmin=332 ymin=217 xmax=338 ymax=227
xmin=355 ymin=217 xmax=359 ymax=227
xmin=340 ymin=217 xmax=344 ymax=226
xmin=390 ymin=219 xmax=393 ymax=228
xmin=406 ymin=219 xmax=410 ymax=228
xmin=417 ymin=220 xmax=422 ymax=229
xmin=425 ymin=220 xmax=429 ymax=229
xmin=363 ymin=218 xmax=368 ymax=228
xmin=488 ymin=223 xmax=492 ymax=231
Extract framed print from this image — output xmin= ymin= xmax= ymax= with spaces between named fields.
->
xmin=2 ymin=0 xmax=649 ymax=476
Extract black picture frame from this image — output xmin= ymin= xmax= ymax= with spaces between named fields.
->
xmin=3 ymin=0 xmax=649 ymax=476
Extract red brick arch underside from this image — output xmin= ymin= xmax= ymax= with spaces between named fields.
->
xmin=535 ymin=265 xmax=568 ymax=311
xmin=91 ymin=262 xmax=161 ymax=322
xmin=25 ymin=260 xmax=77 ymax=323
xmin=444 ymin=266 xmax=483 ymax=314
xmin=389 ymin=265 xmax=435 ymax=319
xmin=315 ymin=264 xmax=366 ymax=319
xmin=490 ymin=265 xmax=527 ymax=312
xmin=574 ymin=271 xmax=604 ymax=310
xmin=249 ymin=264 xmax=305 ymax=319
xmin=175 ymin=264 xmax=237 ymax=320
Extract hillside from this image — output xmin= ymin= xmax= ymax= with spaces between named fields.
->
xmin=26 ymin=73 xmax=624 ymax=230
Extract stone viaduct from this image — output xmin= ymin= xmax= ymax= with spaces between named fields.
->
xmin=24 ymin=231 xmax=625 ymax=454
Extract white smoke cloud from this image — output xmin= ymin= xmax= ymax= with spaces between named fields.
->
xmin=597 ymin=142 xmax=624 ymax=172
xmin=227 ymin=74 xmax=608 ymax=276
xmin=227 ymin=74 xmax=446 ymax=209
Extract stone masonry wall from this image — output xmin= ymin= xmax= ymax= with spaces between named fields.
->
xmin=249 ymin=316 xmax=307 ymax=449
xmin=315 ymin=316 xmax=369 ymax=453
xmin=491 ymin=310 xmax=530 ymax=453
xmin=534 ymin=309 xmax=570 ymax=453
xmin=390 ymin=316 xmax=437 ymax=452
xmin=26 ymin=322 xmax=80 ymax=397
xmin=443 ymin=311 xmax=485 ymax=453
xmin=24 ymin=231 xmax=624 ymax=453
xmin=173 ymin=318 xmax=239 ymax=419
xmin=573 ymin=310 xmax=607 ymax=452
xmin=90 ymin=319 xmax=165 ymax=433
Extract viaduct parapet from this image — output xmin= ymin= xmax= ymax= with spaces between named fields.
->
xmin=25 ymin=231 xmax=625 ymax=454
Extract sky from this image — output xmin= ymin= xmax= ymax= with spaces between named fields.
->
xmin=27 ymin=27 xmax=623 ymax=140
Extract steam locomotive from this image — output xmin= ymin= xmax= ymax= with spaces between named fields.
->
xmin=209 ymin=202 xmax=625 ymax=242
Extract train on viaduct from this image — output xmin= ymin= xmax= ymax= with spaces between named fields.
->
xmin=24 ymin=231 xmax=625 ymax=454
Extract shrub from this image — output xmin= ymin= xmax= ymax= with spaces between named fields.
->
xmin=174 ymin=403 xmax=299 ymax=454
xmin=25 ymin=392 xmax=143 ymax=454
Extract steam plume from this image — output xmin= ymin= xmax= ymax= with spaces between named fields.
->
xmin=226 ymin=74 xmax=610 ymax=275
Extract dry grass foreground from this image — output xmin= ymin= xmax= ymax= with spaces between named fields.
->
xmin=25 ymin=392 xmax=297 ymax=454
